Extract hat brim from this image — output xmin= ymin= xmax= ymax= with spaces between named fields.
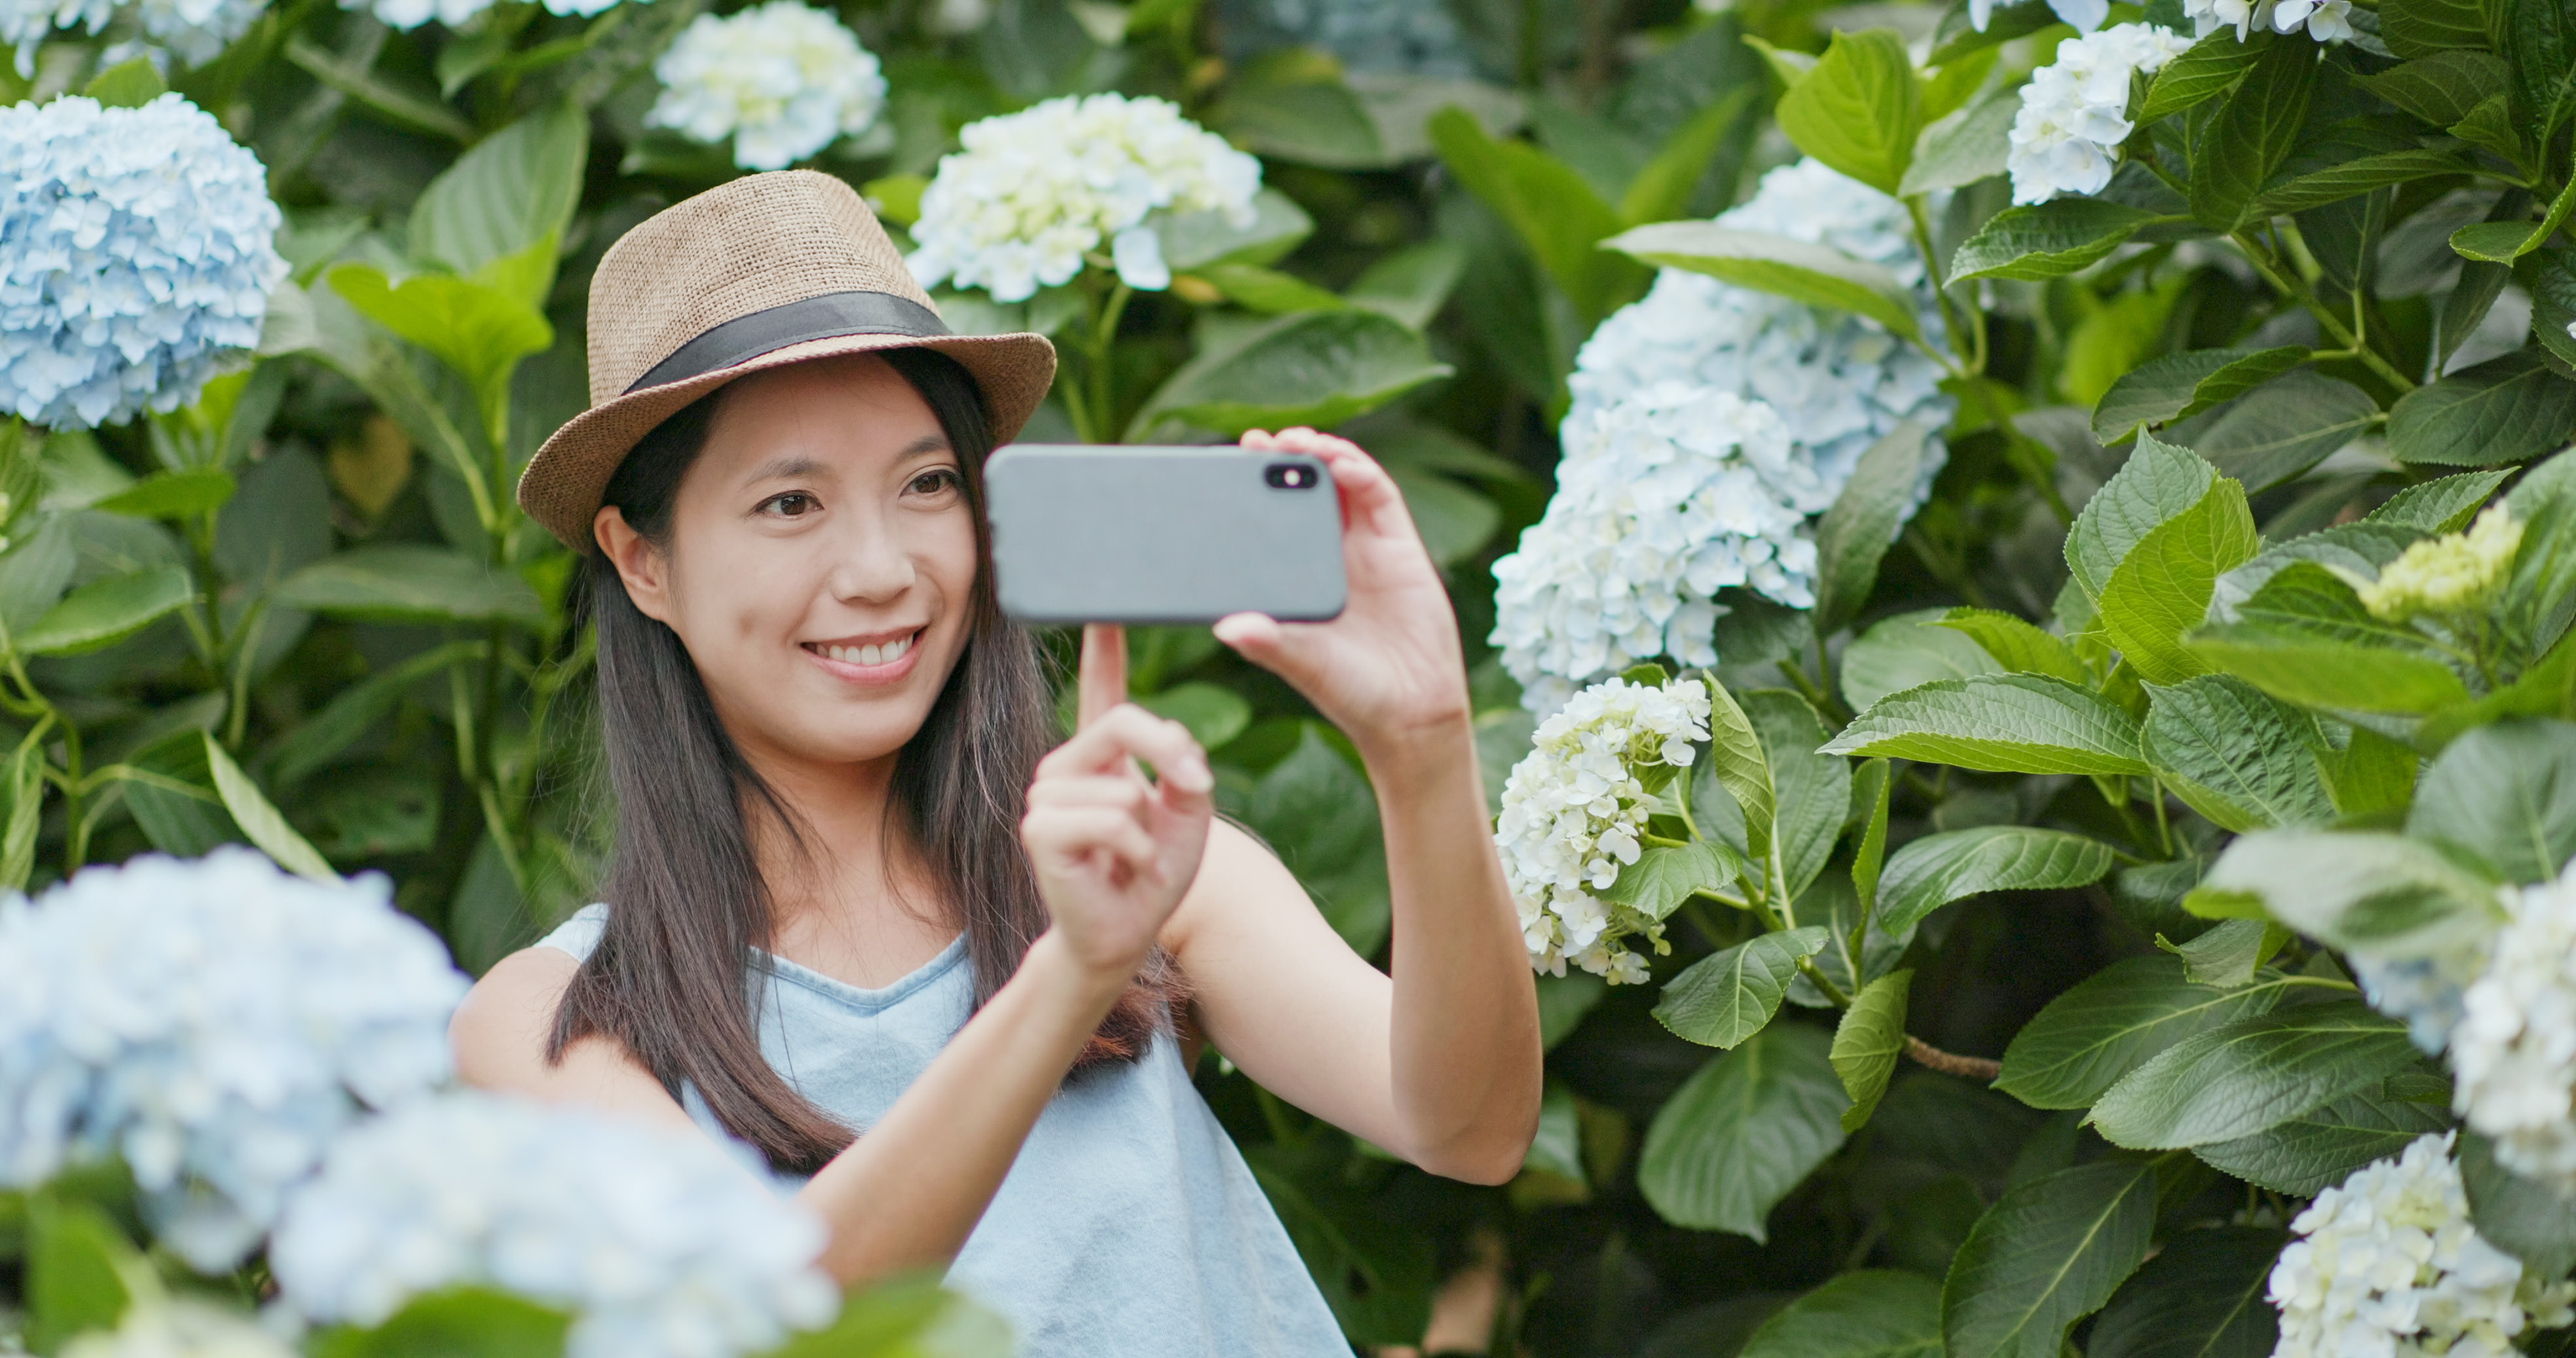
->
xmin=518 ymin=328 xmax=1057 ymax=552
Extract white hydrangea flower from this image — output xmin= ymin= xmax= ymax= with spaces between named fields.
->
xmin=1968 ymin=0 xmax=2107 ymax=34
xmin=337 ymin=0 xmax=624 ymax=32
xmin=2450 ymin=861 xmax=2576 ymax=1192
xmin=907 ymin=92 xmax=1262 ymax=302
xmin=2181 ymin=0 xmax=2351 ymax=40
xmin=2355 ymin=943 xmax=2493 ymax=1055
xmin=0 ymin=93 xmax=287 ymax=430
xmin=2268 ymin=1132 xmax=2576 ymax=1358
xmin=646 ymin=0 xmax=886 ymax=172
xmin=1495 ymin=159 xmax=1951 ymax=710
xmin=1494 ymin=675 xmax=1712 ymax=984
xmin=1 ymin=0 xmax=263 ymax=76
xmin=2006 ymin=24 xmax=2195 ymax=205
xmin=272 ymin=1091 xmax=840 ymax=1358
xmin=1492 ymin=390 xmax=1817 ymax=713
xmin=0 ymin=850 xmax=465 ymax=1271
xmin=60 ymin=1301 xmax=298 ymax=1358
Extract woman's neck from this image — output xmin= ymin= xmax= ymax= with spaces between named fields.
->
xmin=739 ymin=744 xmax=960 ymax=989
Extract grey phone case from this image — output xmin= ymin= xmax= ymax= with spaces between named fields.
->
xmin=984 ymin=444 xmax=1347 ymax=625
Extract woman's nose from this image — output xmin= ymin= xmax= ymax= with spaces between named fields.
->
xmin=823 ymin=514 xmax=918 ymax=603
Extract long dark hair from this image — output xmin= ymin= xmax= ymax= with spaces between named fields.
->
xmin=548 ymin=348 xmax=1182 ymax=1175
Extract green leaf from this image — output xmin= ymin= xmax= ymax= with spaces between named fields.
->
xmin=2190 ymin=570 xmax=2473 ymax=713
xmin=1208 ymin=71 xmax=1385 ymax=169
xmin=2161 ymin=918 xmax=2291 ymax=988
xmin=1248 ymin=1138 xmax=1435 ymax=1342
xmin=1824 ymin=674 xmax=2151 ymax=776
xmin=1654 ymin=926 xmax=1834 ymax=1049
xmin=2450 ymin=178 xmax=2576 ymax=263
xmin=2381 ymin=0 xmax=2490 ymax=57
xmin=2387 ymin=350 xmax=2576 ymax=466
xmin=1427 ymin=106 xmax=1637 ymax=322
xmin=2086 ymin=1226 xmax=2285 ymax=1358
xmin=1876 ymin=827 xmax=2118 ymax=937
xmin=2188 ymin=36 xmax=2319 ymax=229
xmin=2319 ymin=725 xmax=2422 ymax=816
xmin=1136 ymin=681 xmax=1253 ymax=751
xmin=25 ymin=1196 xmax=134 ymax=1355
xmin=2090 ymin=347 xmax=2311 ymax=446
xmin=758 ymin=1274 xmax=1013 ymax=1358
xmin=1158 ymin=188 xmax=1314 ymax=272
xmin=1704 ymin=678 xmax=1778 ymax=875
xmin=1938 ymin=608 xmax=2089 ymax=684
xmin=1192 ymin=263 xmax=1346 ymax=315
xmin=89 ymin=467 xmax=236 ymax=520
xmin=1606 ymin=839 xmax=1747 ymax=921
xmin=1851 ymin=758 xmax=1892 ymax=921
xmin=1832 ymin=970 xmax=1913 ymax=1133
xmin=2199 ymin=827 xmax=2503 ymax=956
xmin=326 ymin=262 xmax=554 ymax=421
xmin=2141 ymin=676 xmax=2335 ymax=831
xmin=1940 ymin=1161 xmax=2156 ymax=1358
xmin=2251 ymin=137 xmax=2478 ymax=218
xmin=1996 ymin=955 xmax=2300 ymax=1110
xmin=1812 ymin=421 xmax=1931 ymax=635
xmin=1343 ymin=240 xmax=1468 ymax=330
xmin=2068 ymin=432 xmax=2219 ymax=605
xmin=0 ymin=732 xmax=45 ymax=892
xmin=408 ymin=99 xmax=586 ymax=287
xmin=1741 ymin=1270 xmax=1943 ymax=1358
xmin=1137 ymin=309 xmax=1452 ymax=438
xmin=1637 ymin=1023 xmax=1849 ymax=1241
xmin=2193 ymin=1081 xmax=2452 ymax=1194
xmin=275 ymin=545 xmax=544 ymax=626
xmin=2459 ymin=1130 xmax=2576 ymax=1278
xmin=2502 ymin=0 xmax=2576 ymax=143
xmin=2358 ymin=50 xmax=2512 ymax=127
xmin=1620 ymin=88 xmax=1757 ymax=225
xmin=81 ymin=57 xmax=164 ymax=108
xmin=305 ymin=1287 xmax=572 ymax=1358
xmin=1772 ymin=27 xmax=1920 ymax=195
xmin=16 ymin=565 xmax=194 ymax=658
xmin=1232 ymin=725 xmax=1390 ymax=955
xmin=2088 ymin=999 xmax=2424 ymax=1149
xmin=2173 ymin=370 xmax=2382 ymax=494
xmin=2091 ymin=472 xmax=2259 ymax=685
xmin=265 ymin=640 xmax=483 ymax=790
xmin=2138 ymin=29 xmax=2268 ymax=122
xmin=2406 ymin=719 xmax=2576 ymax=882
xmin=204 ymin=734 xmax=337 ymax=883
xmin=1949 ymin=201 xmax=2164 ymax=283
xmin=1842 ymin=610 xmax=2004 ymax=713
xmin=1900 ymin=83 xmax=2017 ymax=198
xmin=1602 ymin=224 xmax=1923 ymax=342
xmin=1745 ymin=690 xmax=1850 ymax=903
xmin=2369 ymin=470 xmax=2511 ymax=534
xmin=282 ymin=35 xmax=475 ymax=142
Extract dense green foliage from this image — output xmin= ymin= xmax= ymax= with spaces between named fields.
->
xmin=5 ymin=0 xmax=2576 ymax=1350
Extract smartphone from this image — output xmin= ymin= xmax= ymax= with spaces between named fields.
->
xmin=984 ymin=444 xmax=1346 ymax=625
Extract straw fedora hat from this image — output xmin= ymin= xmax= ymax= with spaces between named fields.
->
xmin=516 ymin=170 xmax=1057 ymax=550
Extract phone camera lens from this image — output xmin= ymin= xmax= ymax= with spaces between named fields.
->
xmin=1265 ymin=462 xmax=1316 ymax=490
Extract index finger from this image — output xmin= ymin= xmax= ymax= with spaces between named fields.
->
xmin=1077 ymin=623 xmax=1127 ymax=730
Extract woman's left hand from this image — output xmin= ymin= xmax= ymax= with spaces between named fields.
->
xmin=1214 ymin=428 xmax=1470 ymax=763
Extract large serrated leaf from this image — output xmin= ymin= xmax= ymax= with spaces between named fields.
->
xmin=1745 ymin=691 xmax=1850 ymax=904
xmin=15 ymin=565 xmax=194 ymax=657
xmin=1900 ymin=83 xmax=2015 ymax=197
xmin=1638 ymin=1022 xmax=1849 ymax=1241
xmin=2087 ymin=1226 xmax=2285 ymax=1358
xmin=408 ymin=99 xmax=587 ymax=284
xmin=1832 ymin=970 xmax=1913 ymax=1132
xmin=1140 ymin=309 xmax=1454 ymax=437
xmin=2091 ymin=347 xmax=2311 ymax=445
xmin=1812 ymin=422 xmax=1930 ymax=635
xmin=2405 ymin=720 xmax=2576 ymax=883
xmin=2188 ymin=37 xmax=2319 ymax=229
xmin=1654 ymin=926 xmax=1833 ymax=1049
xmin=1741 ymin=1270 xmax=1943 ymax=1358
xmin=1941 ymin=1161 xmax=2156 ymax=1358
xmin=1603 ymin=224 xmax=1923 ymax=341
xmin=1606 ymin=839 xmax=1747 ymax=921
xmin=1842 ymin=610 xmax=2004 ymax=713
xmin=277 ymin=545 xmax=543 ymax=626
xmin=2368 ymin=470 xmax=2512 ymax=536
xmin=1772 ymin=27 xmax=1921 ymax=196
xmin=1996 ymin=956 xmax=2302 ymax=1110
xmin=2201 ymin=826 xmax=2503 ymax=956
xmin=1703 ymin=678 xmax=1777 ymax=873
xmin=2068 ymin=432 xmax=2217 ymax=603
xmin=2173 ymin=369 xmax=2382 ymax=494
xmin=1938 ymin=608 xmax=2089 ymax=683
xmin=1825 ymin=674 xmax=2150 ymax=776
xmin=2192 ymin=1081 xmax=2452 ymax=1194
xmin=1949 ymin=201 xmax=2163 ymax=283
xmin=2092 ymin=471 xmax=2259 ymax=685
xmin=1877 ymin=827 xmax=2118 ymax=936
xmin=2088 ymin=1000 xmax=2424 ymax=1149
xmin=2141 ymin=675 xmax=2336 ymax=831
xmin=2387 ymin=350 xmax=2576 ymax=465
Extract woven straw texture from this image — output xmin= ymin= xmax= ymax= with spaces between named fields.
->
xmin=517 ymin=170 xmax=1057 ymax=550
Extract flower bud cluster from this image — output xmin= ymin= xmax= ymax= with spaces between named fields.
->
xmin=1494 ymin=675 xmax=1712 ymax=984
xmin=2357 ymin=505 xmax=2523 ymax=624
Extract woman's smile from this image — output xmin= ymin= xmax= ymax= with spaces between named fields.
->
xmin=802 ymin=628 xmax=925 ymax=683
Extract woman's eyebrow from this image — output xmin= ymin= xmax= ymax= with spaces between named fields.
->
xmin=893 ymin=433 xmax=953 ymax=462
xmin=741 ymin=455 xmax=826 ymax=485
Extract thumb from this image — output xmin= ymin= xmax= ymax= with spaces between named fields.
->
xmin=1213 ymin=612 xmax=1323 ymax=687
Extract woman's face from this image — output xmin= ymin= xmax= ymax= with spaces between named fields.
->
xmin=599 ymin=353 xmax=980 ymax=775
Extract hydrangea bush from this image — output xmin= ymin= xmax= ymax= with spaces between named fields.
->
xmin=647 ymin=1 xmax=886 ymax=172
xmin=0 ymin=92 xmax=286 ymax=430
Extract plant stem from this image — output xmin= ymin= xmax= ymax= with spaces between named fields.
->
xmin=2229 ymin=231 xmax=2414 ymax=392
xmin=1797 ymin=957 xmax=1852 ymax=1008
xmin=1902 ymin=1036 xmax=2000 ymax=1081
xmin=1905 ymin=196 xmax=1976 ymax=375
xmin=1086 ymin=280 xmax=1135 ymax=444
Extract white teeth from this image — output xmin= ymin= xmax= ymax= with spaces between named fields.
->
xmin=859 ymin=643 xmax=883 ymax=665
xmin=816 ymin=635 xmax=912 ymax=666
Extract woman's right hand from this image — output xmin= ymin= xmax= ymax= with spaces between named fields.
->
xmin=1019 ymin=625 xmax=1213 ymax=981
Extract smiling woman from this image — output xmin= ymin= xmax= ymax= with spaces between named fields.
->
xmin=443 ymin=171 xmax=1542 ymax=1357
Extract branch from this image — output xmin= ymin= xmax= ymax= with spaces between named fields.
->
xmin=1905 ymin=1034 xmax=2000 ymax=1081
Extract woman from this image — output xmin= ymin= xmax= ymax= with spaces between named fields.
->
xmin=450 ymin=170 xmax=1541 ymax=1356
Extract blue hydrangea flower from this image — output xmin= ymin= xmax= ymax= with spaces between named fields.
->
xmin=272 ymin=1091 xmax=842 ymax=1358
xmin=0 ymin=849 xmax=466 ymax=1271
xmin=0 ymin=93 xmax=287 ymax=430
xmin=1 ymin=0 xmax=267 ymax=76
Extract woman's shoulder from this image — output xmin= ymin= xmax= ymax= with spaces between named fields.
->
xmin=529 ymin=902 xmax=612 ymax=963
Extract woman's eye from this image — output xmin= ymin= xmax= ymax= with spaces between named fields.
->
xmin=909 ymin=468 xmax=962 ymax=496
xmin=761 ymin=492 xmax=817 ymax=517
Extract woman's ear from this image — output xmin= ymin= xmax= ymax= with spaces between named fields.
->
xmin=595 ymin=506 xmax=676 ymax=625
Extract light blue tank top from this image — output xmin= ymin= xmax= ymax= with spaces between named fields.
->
xmin=535 ymin=905 xmax=1350 ymax=1358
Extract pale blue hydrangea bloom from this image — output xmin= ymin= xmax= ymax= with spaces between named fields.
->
xmin=1 ymin=0 xmax=266 ymax=76
xmin=2354 ymin=950 xmax=2486 ymax=1054
xmin=1495 ymin=159 xmax=1953 ymax=710
xmin=272 ymin=1091 xmax=842 ymax=1358
xmin=1216 ymin=0 xmax=1472 ymax=77
xmin=0 ymin=93 xmax=287 ymax=430
xmin=907 ymin=93 xmax=1262 ymax=302
xmin=647 ymin=0 xmax=886 ymax=172
xmin=0 ymin=849 xmax=466 ymax=1271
